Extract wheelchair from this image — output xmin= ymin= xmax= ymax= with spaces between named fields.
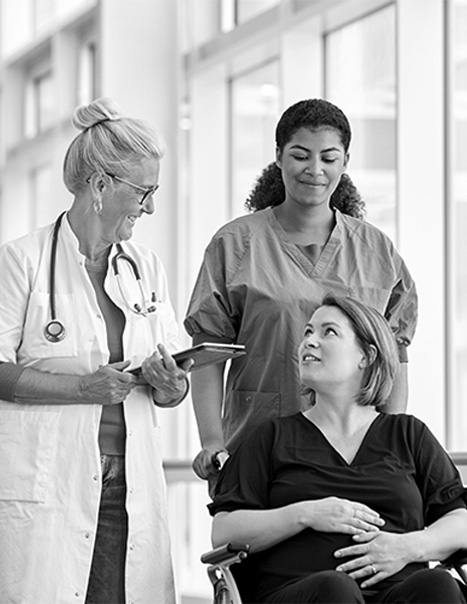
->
xmin=201 ymin=543 xmax=467 ymax=604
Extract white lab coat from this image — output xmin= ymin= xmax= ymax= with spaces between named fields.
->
xmin=0 ymin=215 xmax=179 ymax=604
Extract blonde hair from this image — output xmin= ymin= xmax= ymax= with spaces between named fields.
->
xmin=63 ymin=97 xmax=166 ymax=194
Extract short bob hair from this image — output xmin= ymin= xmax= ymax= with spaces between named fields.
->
xmin=63 ymin=97 xmax=166 ymax=195
xmin=302 ymin=294 xmax=399 ymax=409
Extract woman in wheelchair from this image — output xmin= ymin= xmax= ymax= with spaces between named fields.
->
xmin=208 ymin=295 xmax=467 ymax=603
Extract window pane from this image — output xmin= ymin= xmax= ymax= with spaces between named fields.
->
xmin=30 ymin=164 xmax=52 ymax=229
xmin=230 ymin=61 xmax=280 ymax=218
xmin=24 ymin=71 xmax=54 ymax=138
xmin=78 ymin=42 xmax=97 ymax=106
xmin=33 ymin=0 xmax=54 ymax=35
xmin=237 ymin=0 xmax=278 ymax=24
xmin=325 ymin=6 xmax=397 ymax=241
xmin=448 ymin=0 xmax=467 ymax=450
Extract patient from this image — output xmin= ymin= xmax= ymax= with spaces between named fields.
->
xmin=209 ymin=294 xmax=467 ymax=603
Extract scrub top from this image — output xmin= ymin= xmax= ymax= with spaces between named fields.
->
xmin=184 ymin=208 xmax=418 ymax=452
xmin=209 ymin=413 xmax=466 ymax=602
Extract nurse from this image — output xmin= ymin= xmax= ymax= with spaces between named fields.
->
xmin=0 ymin=98 xmax=190 ymax=604
xmin=184 ymin=98 xmax=418 ymax=486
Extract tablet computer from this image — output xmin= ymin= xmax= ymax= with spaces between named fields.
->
xmin=173 ymin=342 xmax=246 ymax=371
xmin=129 ymin=342 xmax=246 ymax=376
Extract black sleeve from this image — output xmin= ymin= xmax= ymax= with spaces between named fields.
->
xmin=208 ymin=419 xmax=277 ymax=516
xmin=411 ymin=418 xmax=467 ymax=525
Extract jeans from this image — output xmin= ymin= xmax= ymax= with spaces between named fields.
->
xmin=85 ymin=455 xmax=128 ymax=604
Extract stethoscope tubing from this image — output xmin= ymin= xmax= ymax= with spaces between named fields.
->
xmin=45 ymin=213 xmax=157 ymax=341
xmin=49 ymin=212 xmax=66 ymax=323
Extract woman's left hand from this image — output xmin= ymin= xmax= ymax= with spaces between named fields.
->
xmin=141 ymin=343 xmax=193 ymax=406
xmin=334 ymin=530 xmax=409 ymax=589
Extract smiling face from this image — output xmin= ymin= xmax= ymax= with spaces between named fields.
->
xmin=299 ymin=305 xmax=366 ymax=393
xmin=100 ymin=157 xmax=160 ymax=244
xmin=276 ymin=126 xmax=348 ymax=210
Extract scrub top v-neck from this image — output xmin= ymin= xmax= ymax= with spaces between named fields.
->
xmin=185 ymin=208 xmax=418 ymax=452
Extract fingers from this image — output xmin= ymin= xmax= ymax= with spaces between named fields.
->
xmin=142 ymin=345 xmax=189 ymax=396
xmin=351 ymin=507 xmax=385 ymax=532
xmin=337 ymin=562 xmax=383 ymax=588
xmin=107 ymin=360 xmax=132 ymax=372
xmin=192 ymin=448 xmax=221 ymax=480
xmin=81 ymin=362 xmax=137 ymax=405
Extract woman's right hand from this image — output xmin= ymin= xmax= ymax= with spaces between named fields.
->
xmin=299 ymin=497 xmax=385 ymax=535
xmin=79 ymin=360 xmax=137 ymax=405
xmin=192 ymin=446 xmax=229 ymax=480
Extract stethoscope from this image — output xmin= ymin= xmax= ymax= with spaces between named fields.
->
xmin=44 ymin=212 xmax=157 ymax=343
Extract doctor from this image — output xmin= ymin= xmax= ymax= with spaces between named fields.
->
xmin=0 ymin=98 xmax=190 ymax=604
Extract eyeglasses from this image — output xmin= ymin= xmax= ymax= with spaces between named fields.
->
xmin=106 ymin=173 xmax=159 ymax=206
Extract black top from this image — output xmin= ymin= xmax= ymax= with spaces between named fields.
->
xmin=209 ymin=413 xmax=467 ymax=601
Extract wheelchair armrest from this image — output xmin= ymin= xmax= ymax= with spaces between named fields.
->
xmin=201 ymin=542 xmax=250 ymax=566
xmin=440 ymin=549 xmax=467 ymax=568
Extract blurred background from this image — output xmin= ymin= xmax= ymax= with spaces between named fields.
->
xmin=0 ymin=0 xmax=466 ymax=601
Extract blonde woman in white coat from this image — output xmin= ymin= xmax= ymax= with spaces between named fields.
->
xmin=0 ymin=98 xmax=191 ymax=604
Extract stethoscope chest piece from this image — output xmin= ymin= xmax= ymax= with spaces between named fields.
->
xmin=44 ymin=319 xmax=66 ymax=343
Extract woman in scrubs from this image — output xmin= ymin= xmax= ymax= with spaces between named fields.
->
xmin=184 ymin=98 xmax=417 ymax=486
xmin=0 ymin=98 xmax=190 ymax=604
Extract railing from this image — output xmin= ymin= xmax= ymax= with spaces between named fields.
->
xmin=451 ymin=452 xmax=467 ymax=483
xmin=163 ymin=459 xmax=213 ymax=604
xmin=164 ymin=459 xmax=200 ymax=484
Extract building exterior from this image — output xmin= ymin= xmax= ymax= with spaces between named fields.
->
xmin=1 ymin=0 xmax=466 ymax=602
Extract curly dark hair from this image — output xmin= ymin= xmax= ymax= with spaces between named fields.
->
xmin=245 ymin=98 xmax=366 ymax=220
xmin=245 ymin=165 xmax=365 ymax=219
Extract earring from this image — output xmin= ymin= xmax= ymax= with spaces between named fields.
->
xmin=358 ymin=360 xmax=366 ymax=370
xmin=93 ymin=199 xmax=102 ymax=215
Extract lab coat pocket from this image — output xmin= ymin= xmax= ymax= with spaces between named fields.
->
xmin=22 ymin=291 xmax=79 ymax=359
xmin=0 ymin=410 xmax=58 ymax=502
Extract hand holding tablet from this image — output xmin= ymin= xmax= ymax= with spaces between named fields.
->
xmin=129 ymin=342 xmax=246 ymax=378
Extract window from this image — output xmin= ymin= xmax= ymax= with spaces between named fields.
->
xmin=78 ymin=41 xmax=97 ymax=105
xmin=222 ymin=0 xmax=278 ymax=31
xmin=24 ymin=68 xmax=54 ymax=138
xmin=447 ymin=0 xmax=467 ymax=450
xmin=325 ymin=5 xmax=397 ymax=240
xmin=30 ymin=164 xmax=52 ymax=229
xmin=33 ymin=0 xmax=54 ymax=35
xmin=236 ymin=0 xmax=278 ymax=23
xmin=230 ymin=61 xmax=280 ymax=217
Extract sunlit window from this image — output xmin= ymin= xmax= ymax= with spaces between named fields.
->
xmin=237 ymin=0 xmax=278 ymax=23
xmin=33 ymin=0 xmax=54 ymax=35
xmin=448 ymin=0 xmax=467 ymax=450
xmin=24 ymin=70 xmax=54 ymax=138
xmin=78 ymin=41 xmax=97 ymax=106
xmin=30 ymin=164 xmax=52 ymax=229
xmin=325 ymin=5 xmax=397 ymax=240
xmin=230 ymin=61 xmax=280 ymax=217
xmin=222 ymin=0 xmax=278 ymax=31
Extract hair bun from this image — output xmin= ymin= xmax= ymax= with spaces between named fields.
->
xmin=72 ymin=97 xmax=122 ymax=131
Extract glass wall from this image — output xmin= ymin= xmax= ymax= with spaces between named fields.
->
xmin=24 ymin=69 xmax=55 ymax=139
xmin=237 ymin=0 xmax=278 ymax=23
xmin=325 ymin=5 xmax=397 ymax=241
xmin=230 ymin=60 xmax=280 ymax=217
xmin=448 ymin=0 xmax=467 ymax=450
